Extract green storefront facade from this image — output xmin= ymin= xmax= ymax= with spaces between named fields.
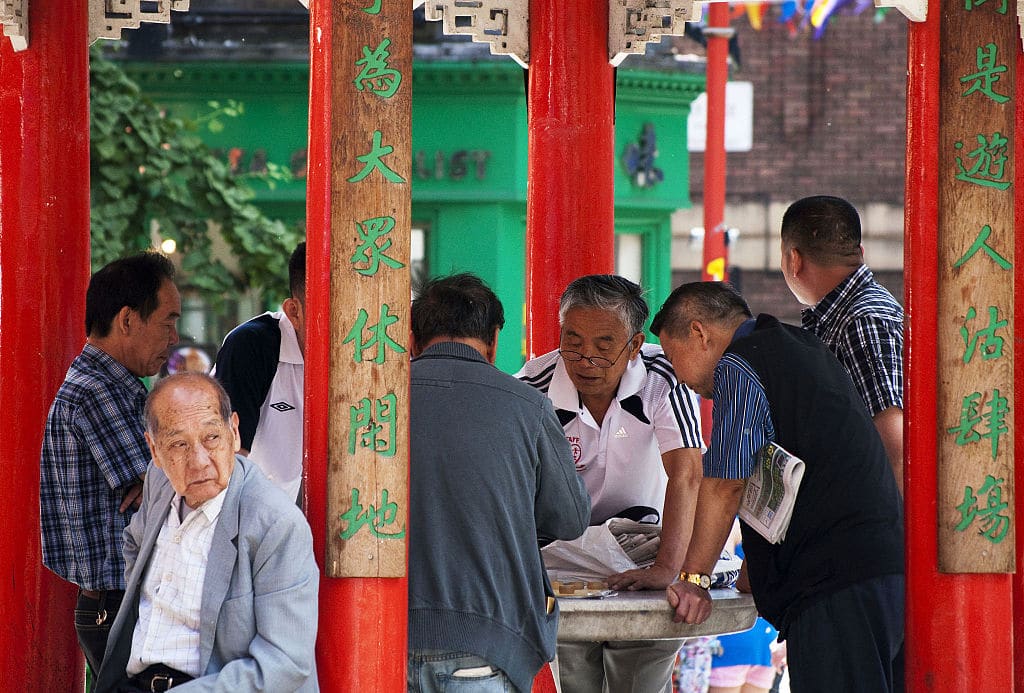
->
xmin=123 ymin=58 xmax=704 ymax=372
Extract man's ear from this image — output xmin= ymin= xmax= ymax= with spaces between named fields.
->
xmin=115 ymin=305 xmax=134 ymax=336
xmin=282 ymin=296 xmax=303 ymax=327
xmin=484 ymin=328 xmax=500 ymax=365
xmin=787 ymin=247 xmax=804 ymax=277
xmin=690 ymin=320 xmax=712 ymax=349
xmin=144 ymin=431 xmax=163 ymax=470
xmin=229 ymin=412 xmax=241 ymax=453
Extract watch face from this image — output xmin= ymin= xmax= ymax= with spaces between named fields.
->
xmin=699 ymin=574 xmax=711 ymax=589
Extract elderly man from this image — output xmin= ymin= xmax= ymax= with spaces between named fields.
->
xmin=409 ymin=273 xmax=590 ymax=693
xmin=40 ymin=252 xmax=181 ymax=680
xmin=653 ymin=281 xmax=904 ymax=693
xmin=215 ymin=241 xmax=307 ymax=502
xmin=94 ymin=373 xmax=319 ymax=692
xmin=517 ymin=274 xmax=704 ymax=693
xmin=780 ymin=196 xmax=904 ymax=492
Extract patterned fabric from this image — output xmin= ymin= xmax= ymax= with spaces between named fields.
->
xmin=673 ymin=637 xmax=713 ymax=693
xmin=801 ymin=264 xmax=904 ymax=416
xmin=705 ymin=351 xmax=774 ymax=480
xmin=40 ymin=344 xmax=151 ymax=591
xmin=127 ymin=491 xmax=226 ymax=678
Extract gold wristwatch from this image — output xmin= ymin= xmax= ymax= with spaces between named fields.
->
xmin=679 ymin=571 xmax=711 ymax=590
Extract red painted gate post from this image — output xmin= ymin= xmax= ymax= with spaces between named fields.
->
xmin=525 ymin=0 xmax=616 ymax=359
xmin=903 ymin=10 xmax=1014 ymax=690
xmin=0 ymin=3 xmax=91 ymax=690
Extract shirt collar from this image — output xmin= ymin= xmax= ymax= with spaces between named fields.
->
xmin=275 ymin=310 xmax=304 ymax=365
xmin=802 ymin=264 xmax=873 ymax=331
xmin=82 ymin=342 xmax=147 ymax=394
xmin=172 ymin=486 xmax=228 ymax=525
xmin=548 ymin=349 xmax=647 ymax=412
xmin=413 ymin=341 xmax=490 ymax=364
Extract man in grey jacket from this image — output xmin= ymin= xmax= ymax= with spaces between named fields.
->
xmin=95 ymin=373 xmax=318 ymax=692
xmin=408 ymin=273 xmax=590 ymax=693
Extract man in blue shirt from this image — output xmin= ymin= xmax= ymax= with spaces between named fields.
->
xmin=40 ymin=252 xmax=181 ymax=682
xmin=652 ymin=281 xmax=904 ymax=693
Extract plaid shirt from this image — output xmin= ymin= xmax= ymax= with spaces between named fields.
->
xmin=802 ymin=264 xmax=904 ymax=416
xmin=40 ymin=343 xmax=151 ymax=591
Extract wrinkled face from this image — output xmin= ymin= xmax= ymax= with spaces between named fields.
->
xmin=659 ymin=331 xmax=716 ymax=400
xmin=559 ymin=307 xmax=641 ymax=405
xmin=146 ymin=381 xmax=240 ymax=508
xmin=127 ymin=280 xmax=182 ymax=377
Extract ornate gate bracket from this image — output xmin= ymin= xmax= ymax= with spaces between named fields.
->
xmin=414 ymin=0 xmax=528 ymax=67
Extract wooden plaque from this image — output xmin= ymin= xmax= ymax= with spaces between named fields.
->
xmin=937 ymin=3 xmax=1015 ymax=572
xmin=326 ymin=0 xmax=411 ymax=577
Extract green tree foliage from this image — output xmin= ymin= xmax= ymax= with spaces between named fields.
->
xmin=89 ymin=48 xmax=303 ymax=303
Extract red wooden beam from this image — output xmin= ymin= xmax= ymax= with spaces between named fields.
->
xmin=525 ymin=0 xmax=616 ymax=358
xmin=904 ymin=10 xmax=1013 ymax=690
xmin=0 ymin=3 xmax=91 ymax=689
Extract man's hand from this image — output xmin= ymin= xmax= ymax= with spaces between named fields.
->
xmin=666 ymin=581 xmax=712 ymax=624
xmin=607 ymin=563 xmax=678 ymax=591
xmin=119 ymin=481 xmax=144 ymax=513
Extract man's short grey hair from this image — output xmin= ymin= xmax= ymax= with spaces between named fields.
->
xmin=651 ymin=282 xmax=752 ymax=338
xmin=558 ymin=275 xmax=649 ymax=335
xmin=144 ymin=372 xmax=233 ymax=437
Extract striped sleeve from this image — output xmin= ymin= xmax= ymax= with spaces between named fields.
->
xmin=643 ymin=351 xmax=704 ymax=451
xmin=705 ymin=353 xmax=774 ymax=480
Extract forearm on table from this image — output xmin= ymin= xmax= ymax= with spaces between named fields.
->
xmin=655 ymin=457 xmax=702 ymax=573
xmin=680 ymin=477 xmax=745 ymax=574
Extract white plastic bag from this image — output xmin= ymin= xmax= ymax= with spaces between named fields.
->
xmin=542 ymin=520 xmax=638 ymax=582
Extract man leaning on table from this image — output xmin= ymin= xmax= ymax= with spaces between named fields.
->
xmin=652 ymin=281 xmax=904 ymax=693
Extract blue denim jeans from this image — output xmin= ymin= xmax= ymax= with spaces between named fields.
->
xmin=408 ymin=650 xmax=513 ymax=693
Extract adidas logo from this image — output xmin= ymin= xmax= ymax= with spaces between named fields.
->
xmin=270 ymin=401 xmax=296 ymax=412
xmin=614 ymin=427 xmax=629 ymax=439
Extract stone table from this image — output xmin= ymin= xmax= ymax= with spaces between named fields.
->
xmin=556 ymin=588 xmax=758 ymax=642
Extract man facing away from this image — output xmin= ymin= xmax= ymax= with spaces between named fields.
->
xmin=654 ymin=281 xmax=904 ymax=693
xmin=40 ymin=252 xmax=181 ymax=681
xmin=95 ymin=373 xmax=319 ymax=692
xmin=408 ymin=273 xmax=590 ymax=693
xmin=214 ymin=241 xmax=306 ymax=502
xmin=516 ymin=274 xmax=704 ymax=693
xmin=780 ymin=195 xmax=904 ymax=492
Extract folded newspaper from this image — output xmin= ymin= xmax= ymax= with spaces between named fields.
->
xmin=738 ymin=441 xmax=806 ymax=544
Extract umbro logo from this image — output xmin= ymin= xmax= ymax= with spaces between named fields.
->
xmin=270 ymin=401 xmax=296 ymax=412
xmin=614 ymin=427 xmax=629 ymax=439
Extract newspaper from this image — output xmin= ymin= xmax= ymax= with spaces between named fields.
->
xmin=738 ymin=441 xmax=805 ymax=544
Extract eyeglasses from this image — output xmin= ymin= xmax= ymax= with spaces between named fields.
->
xmin=559 ymin=339 xmax=634 ymax=369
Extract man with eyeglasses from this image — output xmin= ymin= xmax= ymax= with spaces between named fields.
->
xmin=517 ymin=274 xmax=705 ymax=693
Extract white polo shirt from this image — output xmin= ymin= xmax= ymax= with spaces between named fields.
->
xmin=517 ymin=344 xmax=703 ymax=525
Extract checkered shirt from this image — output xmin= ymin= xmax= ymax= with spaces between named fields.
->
xmin=40 ymin=343 xmax=151 ymax=591
xmin=801 ymin=264 xmax=904 ymax=416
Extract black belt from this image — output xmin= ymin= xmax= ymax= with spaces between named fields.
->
xmin=128 ymin=664 xmax=194 ymax=692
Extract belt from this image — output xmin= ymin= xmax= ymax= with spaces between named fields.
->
xmin=129 ymin=664 xmax=194 ymax=692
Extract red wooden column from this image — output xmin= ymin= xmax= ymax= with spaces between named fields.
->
xmin=903 ymin=7 xmax=1014 ymax=690
xmin=699 ymin=2 xmax=731 ymax=441
xmin=306 ymin=2 xmax=409 ymax=689
xmin=0 ymin=3 xmax=90 ymax=690
xmin=525 ymin=0 xmax=616 ymax=358
xmin=1014 ymin=32 xmax=1024 ymax=691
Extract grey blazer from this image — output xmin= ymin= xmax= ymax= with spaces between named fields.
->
xmin=95 ymin=455 xmax=319 ymax=692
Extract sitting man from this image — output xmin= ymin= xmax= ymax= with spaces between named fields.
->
xmin=95 ymin=372 xmax=319 ymax=692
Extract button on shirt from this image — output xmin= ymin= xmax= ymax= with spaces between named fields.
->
xmin=801 ymin=264 xmax=904 ymax=416
xmin=40 ymin=343 xmax=151 ymax=591
xmin=127 ymin=489 xmax=227 ymax=678
xmin=518 ymin=344 xmax=703 ymax=524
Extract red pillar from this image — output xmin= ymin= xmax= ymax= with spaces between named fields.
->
xmin=525 ymin=0 xmax=616 ymax=358
xmin=305 ymin=6 xmax=407 ymax=689
xmin=903 ymin=12 xmax=1014 ymax=690
xmin=699 ymin=3 xmax=731 ymax=443
xmin=0 ymin=3 xmax=90 ymax=690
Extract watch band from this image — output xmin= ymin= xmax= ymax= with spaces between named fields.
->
xmin=679 ymin=571 xmax=711 ymax=590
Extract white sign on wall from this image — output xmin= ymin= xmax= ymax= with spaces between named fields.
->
xmin=687 ymin=81 xmax=754 ymax=152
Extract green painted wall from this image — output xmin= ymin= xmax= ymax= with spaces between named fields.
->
xmin=123 ymin=59 xmax=703 ymax=372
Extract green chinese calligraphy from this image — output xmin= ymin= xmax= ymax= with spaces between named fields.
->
xmin=960 ymin=43 xmax=1009 ymax=104
xmin=362 ymin=0 xmax=382 ymax=14
xmin=348 ymin=130 xmax=406 ymax=184
xmin=954 ymin=132 xmax=1010 ymax=190
xmin=960 ymin=306 xmax=1008 ymax=364
xmin=965 ymin=0 xmax=1007 ymax=14
xmin=947 ymin=389 xmax=1009 ymax=459
xmin=953 ymin=225 xmax=1012 ymax=270
xmin=348 ymin=393 xmax=398 ymax=456
xmin=954 ymin=475 xmax=1010 ymax=544
xmin=338 ymin=487 xmax=405 ymax=540
xmin=354 ymin=38 xmax=402 ymax=99
xmin=342 ymin=303 xmax=407 ymax=364
xmin=351 ymin=216 xmax=405 ymax=276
